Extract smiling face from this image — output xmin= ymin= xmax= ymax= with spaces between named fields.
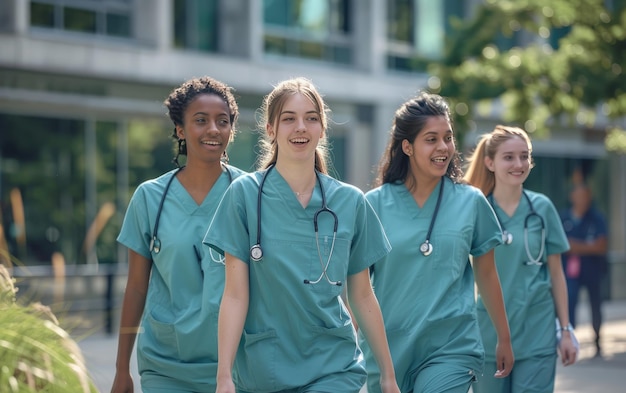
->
xmin=267 ymin=92 xmax=324 ymax=166
xmin=485 ymin=136 xmax=531 ymax=188
xmin=176 ymin=93 xmax=232 ymax=165
xmin=402 ymin=115 xmax=455 ymax=184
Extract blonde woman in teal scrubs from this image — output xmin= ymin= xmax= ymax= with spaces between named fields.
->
xmin=112 ymin=77 xmax=246 ymax=393
xmin=465 ymin=125 xmax=577 ymax=393
xmin=204 ymin=77 xmax=400 ymax=393
xmin=362 ymin=93 xmax=514 ymax=393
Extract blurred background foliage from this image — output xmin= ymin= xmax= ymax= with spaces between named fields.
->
xmin=427 ymin=0 xmax=626 ymax=152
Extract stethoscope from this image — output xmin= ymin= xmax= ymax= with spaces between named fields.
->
xmin=419 ymin=178 xmax=444 ymax=257
xmin=250 ymin=165 xmax=341 ymax=286
xmin=149 ymin=166 xmax=232 ymax=259
xmin=488 ymin=190 xmax=546 ymax=265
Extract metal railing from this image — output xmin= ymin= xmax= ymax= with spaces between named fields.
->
xmin=9 ymin=263 xmax=128 ymax=335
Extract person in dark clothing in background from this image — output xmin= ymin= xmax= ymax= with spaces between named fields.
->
xmin=560 ymin=180 xmax=608 ymax=358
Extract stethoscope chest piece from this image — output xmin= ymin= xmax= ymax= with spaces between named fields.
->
xmin=418 ymin=179 xmax=444 ymax=258
xmin=250 ymin=244 xmax=263 ymax=262
xmin=150 ymin=237 xmax=161 ymax=254
xmin=420 ymin=241 xmax=433 ymax=256
xmin=502 ymin=231 xmax=513 ymax=245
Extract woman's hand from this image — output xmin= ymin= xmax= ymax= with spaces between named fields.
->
xmin=379 ymin=375 xmax=401 ymax=393
xmin=558 ymin=333 xmax=578 ymax=366
xmin=494 ymin=338 xmax=514 ymax=378
xmin=215 ymin=376 xmax=236 ymax=393
xmin=110 ymin=372 xmax=134 ymax=393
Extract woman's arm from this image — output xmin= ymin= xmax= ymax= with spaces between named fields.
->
xmin=547 ymin=253 xmax=577 ymax=365
xmin=348 ymin=269 xmax=400 ymax=393
xmin=215 ymin=253 xmax=249 ymax=393
xmin=473 ymin=249 xmax=514 ymax=378
xmin=111 ymin=249 xmax=151 ymax=393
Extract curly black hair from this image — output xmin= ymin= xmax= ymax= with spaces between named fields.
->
xmin=164 ymin=76 xmax=239 ymax=165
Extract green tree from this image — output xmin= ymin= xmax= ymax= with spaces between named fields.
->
xmin=428 ymin=0 xmax=626 ymax=152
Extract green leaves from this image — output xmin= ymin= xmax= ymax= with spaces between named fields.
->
xmin=430 ymin=0 xmax=626 ymax=151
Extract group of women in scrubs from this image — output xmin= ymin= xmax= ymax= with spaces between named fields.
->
xmin=112 ymin=76 xmax=246 ymax=393
xmin=113 ymin=76 xmax=577 ymax=393
xmin=464 ymin=125 xmax=578 ymax=392
xmin=360 ymin=93 xmax=514 ymax=393
xmin=204 ymin=77 xmax=400 ymax=393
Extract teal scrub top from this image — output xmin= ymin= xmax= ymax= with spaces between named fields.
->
xmin=361 ymin=177 xmax=502 ymax=392
xmin=203 ymin=168 xmax=391 ymax=392
xmin=117 ymin=165 xmax=245 ymax=390
xmin=478 ymin=190 xmax=569 ymax=361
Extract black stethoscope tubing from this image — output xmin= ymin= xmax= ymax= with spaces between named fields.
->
xmin=150 ymin=166 xmax=232 ymax=254
xmin=419 ymin=178 xmax=444 ymax=257
xmin=488 ymin=190 xmax=546 ymax=265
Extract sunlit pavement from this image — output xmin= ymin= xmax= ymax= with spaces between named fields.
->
xmin=553 ymin=315 xmax=626 ymax=393
xmin=77 ymin=300 xmax=626 ymax=393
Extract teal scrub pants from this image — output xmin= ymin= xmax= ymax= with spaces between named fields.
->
xmin=237 ymin=369 xmax=364 ymax=393
xmin=142 ymin=377 xmax=215 ymax=393
xmin=472 ymin=354 xmax=556 ymax=393
xmin=411 ymin=363 xmax=475 ymax=393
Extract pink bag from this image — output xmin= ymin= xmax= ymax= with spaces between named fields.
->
xmin=566 ymin=255 xmax=581 ymax=279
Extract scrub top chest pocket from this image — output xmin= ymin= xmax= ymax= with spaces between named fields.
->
xmin=305 ymin=235 xmax=350 ymax=296
xmin=428 ymin=229 xmax=466 ymax=279
xmin=249 ymin=234 xmax=348 ymax=298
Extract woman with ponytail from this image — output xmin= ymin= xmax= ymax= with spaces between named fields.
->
xmin=465 ymin=125 xmax=577 ymax=393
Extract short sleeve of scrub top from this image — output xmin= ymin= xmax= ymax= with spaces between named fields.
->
xmin=118 ymin=171 xmax=172 ymax=258
xmin=203 ymin=173 xmax=255 ymax=263
xmin=470 ymin=187 xmax=504 ymax=257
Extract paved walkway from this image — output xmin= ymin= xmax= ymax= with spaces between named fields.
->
xmin=76 ymin=300 xmax=626 ymax=393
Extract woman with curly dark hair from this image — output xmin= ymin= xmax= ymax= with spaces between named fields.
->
xmin=111 ymin=76 xmax=246 ymax=393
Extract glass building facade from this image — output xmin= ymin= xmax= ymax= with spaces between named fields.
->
xmin=0 ymin=0 xmax=623 ymax=300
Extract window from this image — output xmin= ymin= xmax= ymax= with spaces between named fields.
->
xmin=386 ymin=0 xmax=464 ymax=72
xmin=173 ymin=0 xmax=218 ymax=52
xmin=263 ymin=0 xmax=352 ymax=65
xmin=0 ymin=113 xmax=176 ymax=267
xmin=30 ymin=0 xmax=132 ymax=38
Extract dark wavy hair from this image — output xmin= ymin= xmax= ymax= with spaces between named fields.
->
xmin=374 ymin=92 xmax=463 ymax=187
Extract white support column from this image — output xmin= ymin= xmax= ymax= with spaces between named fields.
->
xmin=1 ymin=0 xmax=29 ymax=34
xmin=247 ymin=0 xmax=263 ymax=61
xmin=353 ymin=0 xmax=386 ymax=74
xmin=609 ymin=153 xmax=626 ymax=299
xmin=135 ymin=0 xmax=171 ymax=49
